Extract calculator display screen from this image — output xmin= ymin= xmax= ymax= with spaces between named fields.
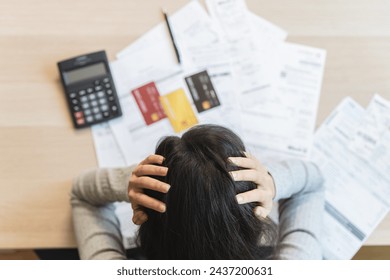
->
xmin=64 ymin=63 xmax=107 ymax=85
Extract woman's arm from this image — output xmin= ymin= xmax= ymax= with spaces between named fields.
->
xmin=231 ymin=157 xmax=325 ymax=259
xmin=71 ymin=167 xmax=134 ymax=260
xmin=71 ymin=155 xmax=170 ymax=260
xmin=267 ymin=160 xmax=325 ymax=259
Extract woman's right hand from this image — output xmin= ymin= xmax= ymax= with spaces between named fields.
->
xmin=128 ymin=155 xmax=170 ymax=225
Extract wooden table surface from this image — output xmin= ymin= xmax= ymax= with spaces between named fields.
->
xmin=0 ymin=0 xmax=389 ymax=249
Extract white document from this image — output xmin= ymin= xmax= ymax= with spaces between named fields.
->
xmin=349 ymin=94 xmax=390 ymax=179
xmin=118 ymin=1 xmax=230 ymax=69
xmin=206 ymin=0 xmax=287 ymax=97
xmin=111 ymin=45 xmax=181 ymax=100
xmin=91 ymin=123 xmax=126 ymax=168
xmin=233 ymin=13 xmax=287 ymax=96
xmin=311 ymin=97 xmax=390 ymax=259
xmin=171 ymin=1 xmax=230 ymax=69
xmin=242 ymin=43 xmax=326 ymax=161
xmin=249 ymin=13 xmax=288 ymax=90
xmin=206 ymin=0 xmax=254 ymax=42
xmin=114 ymin=200 xmax=139 ymax=249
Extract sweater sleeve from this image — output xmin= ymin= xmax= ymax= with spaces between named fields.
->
xmin=70 ymin=166 xmax=136 ymax=260
xmin=267 ymin=160 xmax=325 ymax=260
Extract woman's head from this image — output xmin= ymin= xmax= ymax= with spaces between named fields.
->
xmin=138 ymin=125 xmax=276 ymax=259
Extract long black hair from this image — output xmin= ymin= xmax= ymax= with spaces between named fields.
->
xmin=137 ymin=125 xmax=276 ymax=259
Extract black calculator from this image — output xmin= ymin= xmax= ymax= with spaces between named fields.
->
xmin=57 ymin=50 xmax=122 ymax=129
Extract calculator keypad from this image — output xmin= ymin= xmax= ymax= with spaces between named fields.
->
xmin=69 ymin=77 xmax=120 ymax=127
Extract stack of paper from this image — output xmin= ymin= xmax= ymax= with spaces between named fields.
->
xmin=311 ymin=95 xmax=390 ymax=259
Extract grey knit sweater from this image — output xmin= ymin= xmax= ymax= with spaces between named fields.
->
xmin=71 ymin=160 xmax=324 ymax=259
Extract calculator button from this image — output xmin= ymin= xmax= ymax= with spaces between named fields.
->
xmin=111 ymin=105 xmax=118 ymax=111
xmin=89 ymin=93 xmax=96 ymax=100
xmin=95 ymin=85 xmax=102 ymax=91
xmin=87 ymin=88 xmax=93 ymax=93
xmin=103 ymin=111 xmax=110 ymax=118
xmin=91 ymin=100 xmax=98 ymax=107
xmin=94 ymin=80 xmax=100 ymax=86
xmin=97 ymin=91 xmax=105 ymax=98
xmin=106 ymin=89 xmax=113 ymax=95
xmin=71 ymin=99 xmax=78 ymax=105
xmin=80 ymin=96 xmax=88 ymax=102
xmin=108 ymin=96 xmax=115 ymax=102
xmin=76 ymin=118 xmax=85 ymax=125
xmin=99 ymin=98 xmax=107 ymax=105
xmin=104 ymin=83 xmax=111 ymax=89
xmin=84 ymin=109 xmax=92 ymax=116
xmin=79 ymin=90 xmax=86 ymax=96
xmin=82 ymin=102 xmax=90 ymax=109
xmin=103 ymin=77 xmax=110 ymax=83
xmin=86 ymin=115 xmax=94 ymax=123
xmin=101 ymin=104 xmax=109 ymax=111
xmin=69 ymin=92 xmax=77 ymax=99
xmin=73 ymin=105 xmax=80 ymax=112
xmin=93 ymin=107 xmax=100 ymax=114
xmin=74 ymin=111 xmax=83 ymax=118
xmin=95 ymin=113 xmax=103 ymax=120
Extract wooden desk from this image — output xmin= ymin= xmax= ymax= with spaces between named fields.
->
xmin=0 ymin=0 xmax=389 ymax=249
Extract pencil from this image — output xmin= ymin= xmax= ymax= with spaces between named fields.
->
xmin=162 ymin=8 xmax=181 ymax=64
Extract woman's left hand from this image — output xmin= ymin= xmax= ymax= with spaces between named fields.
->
xmin=228 ymin=153 xmax=275 ymax=219
xmin=128 ymin=155 xmax=170 ymax=225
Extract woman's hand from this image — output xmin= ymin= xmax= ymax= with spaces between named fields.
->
xmin=228 ymin=153 xmax=276 ymax=219
xmin=128 ymin=155 xmax=170 ymax=225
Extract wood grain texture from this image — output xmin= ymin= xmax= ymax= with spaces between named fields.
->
xmin=0 ymin=0 xmax=389 ymax=248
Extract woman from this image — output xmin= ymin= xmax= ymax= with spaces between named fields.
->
xmin=71 ymin=125 xmax=324 ymax=259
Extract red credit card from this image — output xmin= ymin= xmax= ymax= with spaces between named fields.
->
xmin=131 ymin=82 xmax=166 ymax=125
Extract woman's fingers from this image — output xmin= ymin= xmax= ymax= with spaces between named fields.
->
xmin=236 ymin=188 xmax=271 ymax=204
xmin=229 ymin=156 xmax=268 ymax=177
xmin=140 ymin=154 xmax=165 ymax=165
xmin=133 ymin=164 xmax=168 ymax=177
xmin=132 ymin=176 xmax=170 ymax=193
xmin=132 ymin=210 xmax=148 ymax=225
xmin=236 ymin=188 xmax=273 ymax=219
xmin=128 ymin=154 xmax=169 ymax=224
xmin=129 ymin=190 xmax=166 ymax=213
xmin=230 ymin=169 xmax=268 ymax=186
xmin=228 ymin=156 xmax=258 ymax=169
xmin=229 ymin=154 xmax=274 ymax=219
xmin=236 ymin=188 xmax=261 ymax=204
xmin=254 ymin=206 xmax=272 ymax=219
